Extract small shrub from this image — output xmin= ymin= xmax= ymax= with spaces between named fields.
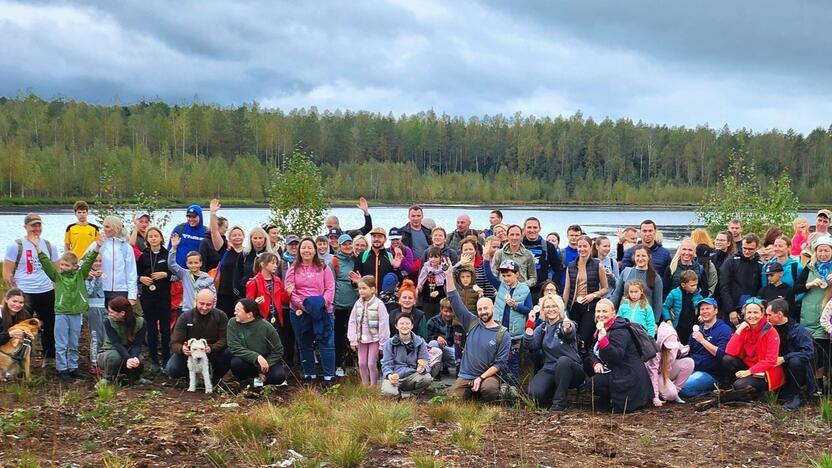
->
xmin=327 ymin=436 xmax=366 ymax=467
xmin=821 ymin=397 xmax=832 ymax=424
xmin=809 ymin=452 xmax=832 ymax=468
xmin=96 ymin=383 xmax=117 ymax=403
xmin=412 ymin=453 xmax=445 ymax=468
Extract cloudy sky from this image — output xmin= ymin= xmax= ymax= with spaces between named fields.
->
xmin=1 ymin=0 xmax=829 ymax=132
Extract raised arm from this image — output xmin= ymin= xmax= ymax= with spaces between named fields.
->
xmin=209 ymin=199 xmax=224 ymax=251
xmin=444 ymin=259 xmax=474 ymax=330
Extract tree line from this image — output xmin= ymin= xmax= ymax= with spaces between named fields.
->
xmin=1 ymin=93 xmax=830 ymax=204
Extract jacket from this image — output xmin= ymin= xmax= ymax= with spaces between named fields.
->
xmin=617 ymin=300 xmax=655 ymax=337
xmin=389 ymin=245 xmax=415 ymax=278
xmin=332 ymin=251 xmax=359 ymax=310
xmin=245 ymin=272 xmax=290 ymax=325
xmin=136 ymin=247 xmax=172 ymax=298
xmin=39 ymin=250 xmax=97 ymax=314
xmin=347 ymin=295 xmax=390 ymax=345
xmin=387 ymin=305 xmax=428 ymax=339
xmin=522 ymin=318 xmax=581 ymax=372
xmin=563 ymin=257 xmax=606 ymax=308
xmin=235 ymin=248 xmax=266 ymax=298
xmin=662 ymin=287 xmax=704 ymax=328
xmin=492 ymin=244 xmax=537 ymax=288
xmin=168 ymin=205 xmax=208 ymax=268
xmin=399 ymin=223 xmax=432 ymax=254
xmin=169 ymin=308 xmax=228 ymax=355
xmin=663 ymin=260 xmax=718 ymax=298
xmin=354 ymin=248 xmax=396 ymax=292
xmin=381 ymin=333 xmax=432 ymax=379
xmin=227 ymin=317 xmax=284 ymax=367
xmin=523 ymin=235 xmax=563 ymax=288
xmin=592 ymin=316 xmax=653 ymax=412
xmin=646 ymin=323 xmax=693 ymax=400
xmin=719 ymin=253 xmax=762 ymax=313
xmin=775 ymin=319 xmax=817 ymax=394
xmin=794 ymin=263 xmax=828 ymax=340
xmin=286 ymin=263 xmax=335 ymax=312
xmin=725 ymin=319 xmax=785 ymax=391
xmin=689 ymin=319 xmax=733 ymax=378
xmin=100 ymin=316 xmax=146 ymax=360
xmin=95 ymin=237 xmax=138 ymax=300
xmin=168 ymin=250 xmax=216 ymax=310
xmin=622 ymin=242 xmax=672 ymax=277
xmin=482 ymin=260 xmax=531 ymax=340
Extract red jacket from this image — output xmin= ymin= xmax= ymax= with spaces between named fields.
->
xmin=726 ymin=319 xmax=785 ymax=391
xmin=245 ymin=272 xmax=289 ymax=326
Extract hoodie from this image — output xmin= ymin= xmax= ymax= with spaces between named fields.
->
xmin=646 ymin=323 xmax=693 ymax=400
xmin=168 ymin=205 xmax=208 ymax=268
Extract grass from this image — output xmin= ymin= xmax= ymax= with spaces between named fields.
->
xmin=101 ymin=452 xmax=135 ymax=468
xmin=204 ymin=449 xmax=229 ymax=467
xmin=96 ymin=382 xmax=117 ymax=403
xmin=0 ymin=408 xmax=40 ymax=436
xmin=412 ymin=454 xmax=445 ymax=468
xmin=18 ymin=452 xmax=40 ymax=468
xmin=448 ymin=401 xmax=500 ymax=451
xmin=9 ymin=383 xmax=30 ymax=403
xmin=765 ymin=391 xmax=788 ymax=422
xmin=821 ymin=397 xmax=832 ymax=424
xmin=809 ymin=452 xmax=832 ymax=468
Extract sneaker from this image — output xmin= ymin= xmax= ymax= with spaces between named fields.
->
xmin=137 ymin=377 xmax=152 ymax=385
xmin=783 ymin=394 xmax=801 ymax=411
xmin=68 ymin=369 xmax=87 ymax=381
xmin=550 ymin=401 xmax=568 ymax=412
xmin=335 ymin=367 xmax=346 ymax=377
xmin=674 ymin=395 xmax=686 ymax=404
xmin=58 ymin=371 xmax=76 ymax=382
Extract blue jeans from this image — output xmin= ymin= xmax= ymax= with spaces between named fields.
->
xmin=290 ymin=311 xmax=335 ymax=378
xmin=429 ymin=340 xmax=456 ymax=368
xmin=54 ymin=314 xmax=82 ymax=372
xmin=679 ymin=371 xmax=718 ymax=398
xmin=86 ymin=307 xmax=107 ymax=364
xmin=503 ymin=339 xmax=521 ymax=387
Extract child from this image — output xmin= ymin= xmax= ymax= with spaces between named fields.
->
xmin=86 ymin=255 xmax=107 ymax=377
xmin=646 ymin=322 xmax=694 ymax=406
xmin=347 ymin=275 xmax=390 ymax=386
xmin=36 ymin=233 xmax=102 ymax=381
xmin=378 ymin=272 xmax=400 ymax=310
xmin=662 ymin=270 xmax=703 ymax=346
xmin=169 ymin=232 xmax=216 ymax=312
xmin=316 ymin=235 xmax=334 ymax=270
xmin=417 ymin=246 xmax=447 ymax=319
xmin=618 ymin=279 xmax=656 ymax=337
xmin=791 ymin=217 xmax=810 ymax=257
xmin=245 ymin=252 xmax=291 ymax=326
xmin=758 ymin=262 xmax=796 ymax=318
xmin=457 ymin=266 xmax=483 ymax=311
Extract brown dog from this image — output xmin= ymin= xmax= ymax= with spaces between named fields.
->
xmin=0 ymin=318 xmax=41 ymax=382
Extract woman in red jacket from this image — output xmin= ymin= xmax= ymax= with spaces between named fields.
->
xmin=722 ymin=298 xmax=785 ymax=393
xmin=245 ymin=253 xmax=292 ymax=327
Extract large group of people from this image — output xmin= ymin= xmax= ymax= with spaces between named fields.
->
xmin=1 ymin=199 xmax=831 ymax=414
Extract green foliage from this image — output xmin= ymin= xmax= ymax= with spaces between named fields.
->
xmin=17 ymin=452 xmax=40 ymax=468
xmin=268 ymin=151 xmax=328 ymax=237
xmin=0 ymin=408 xmax=39 ymax=436
xmin=698 ymin=150 xmax=799 ymax=237
xmin=821 ymin=397 xmax=832 ymax=424
xmin=810 ymin=452 xmax=832 ymax=468
xmin=205 ymin=449 xmax=229 ymax=468
xmin=95 ymin=382 xmax=117 ymax=403
xmin=412 ymin=454 xmax=445 ymax=468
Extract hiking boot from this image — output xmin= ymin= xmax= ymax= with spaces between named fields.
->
xmin=783 ymin=394 xmax=801 ymax=411
xmin=58 ymin=371 xmax=76 ymax=382
xmin=68 ymin=369 xmax=87 ymax=381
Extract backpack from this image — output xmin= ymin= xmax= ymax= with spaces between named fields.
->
xmin=621 ymin=318 xmax=659 ymax=362
xmin=14 ymin=238 xmax=53 ymax=272
xmin=467 ymin=320 xmax=508 ymax=350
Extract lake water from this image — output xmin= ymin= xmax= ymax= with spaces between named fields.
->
xmin=0 ymin=205 xmax=817 ymax=251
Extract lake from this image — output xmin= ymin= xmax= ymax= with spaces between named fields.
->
xmin=0 ymin=205 xmax=817 ymax=250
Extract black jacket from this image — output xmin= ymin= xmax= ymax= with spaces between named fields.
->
xmin=718 ymin=253 xmax=762 ymax=312
xmin=591 ymin=317 xmax=653 ymax=412
xmin=523 ymin=236 xmax=563 ymax=291
xmin=136 ymin=247 xmax=173 ymax=297
xmin=400 ymin=224 xmax=432 ymax=252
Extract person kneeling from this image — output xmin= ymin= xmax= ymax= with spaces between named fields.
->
xmin=381 ymin=313 xmax=434 ymax=396
xmin=97 ymin=297 xmax=149 ymax=387
xmin=766 ymin=298 xmax=816 ymax=410
xmin=227 ymin=299 xmax=286 ymax=388
xmin=165 ymin=290 xmax=232 ymax=385
xmin=722 ymin=299 xmax=784 ymax=397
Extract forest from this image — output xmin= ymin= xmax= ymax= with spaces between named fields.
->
xmin=1 ymin=93 xmax=831 ymax=205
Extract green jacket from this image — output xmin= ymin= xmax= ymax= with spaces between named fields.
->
xmin=227 ymin=318 xmax=284 ymax=367
xmin=39 ymin=250 xmax=97 ymax=315
xmin=492 ymin=244 xmax=537 ymax=289
xmin=800 ymin=264 xmax=827 ymax=340
xmin=333 ymin=252 xmax=358 ymax=310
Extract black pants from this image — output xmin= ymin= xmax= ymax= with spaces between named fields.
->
xmin=230 ymin=356 xmax=286 ymax=385
xmin=780 ymin=357 xmax=810 ymax=398
xmin=165 ymin=348 xmax=233 ymax=384
xmin=216 ymin=294 xmax=237 ymax=320
xmin=334 ymin=307 xmax=351 ymax=368
xmin=815 ymin=338 xmax=831 ymax=390
xmin=25 ymin=290 xmax=55 ymax=358
xmin=570 ymin=299 xmax=599 ymax=353
xmin=527 ymin=357 xmax=585 ymax=407
xmin=141 ymin=294 xmax=171 ymax=366
xmin=722 ymin=355 xmax=768 ymax=393
xmin=277 ymin=307 xmax=295 ymax=367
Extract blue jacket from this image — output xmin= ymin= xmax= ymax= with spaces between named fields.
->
xmin=778 ymin=319 xmax=817 ymax=394
xmin=381 ymin=333 xmax=431 ymax=379
xmin=522 ymin=319 xmax=581 ymax=372
xmin=689 ymin=319 xmax=733 ymax=378
xmin=622 ymin=242 xmax=672 ymax=277
xmin=483 ymin=260 xmax=532 ymax=339
xmin=168 ymin=205 xmax=208 ymax=268
xmin=662 ymin=287 xmax=703 ymax=328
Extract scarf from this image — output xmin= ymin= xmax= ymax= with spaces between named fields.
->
xmin=817 ymin=260 xmax=832 ymax=281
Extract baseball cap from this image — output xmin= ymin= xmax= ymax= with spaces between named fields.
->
xmin=24 ymin=213 xmax=42 ymax=226
xmin=388 ymin=227 xmax=402 ymax=240
xmin=817 ymin=209 xmax=832 ymax=219
xmin=186 ymin=207 xmax=199 ymax=217
xmin=764 ymin=262 xmax=784 ymax=275
xmin=696 ymin=297 xmax=718 ymax=309
xmin=369 ymin=227 xmax=387 ymax=237
xmin=338 ymin=234 xmax=353 ymax=245
xmin=285 ymin=235 xmax=300 ymax=245
xmin=498 ymin=260 xmax=519 ymax=273
xmin=136 ymin=212 xmax=151 ymax=220
xmin=328 ymin=228 xmax=343 ymax=238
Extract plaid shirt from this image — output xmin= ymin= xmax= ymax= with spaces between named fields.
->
xmin=426 ymin=314 xmax=454 ymax=344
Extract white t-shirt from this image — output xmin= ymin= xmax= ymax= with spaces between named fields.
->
xmin=4 ymin=239 xmax=60 ymax=294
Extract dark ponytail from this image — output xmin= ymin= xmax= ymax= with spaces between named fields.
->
xmin=109 ymin=296 xmax=138 ymax=341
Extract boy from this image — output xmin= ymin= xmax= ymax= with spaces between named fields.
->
xmin=64 ymin=200 xmax=99 ymax=258
xmin=758 ymin=262 xmax=796 ymax=319
xmin=169 ymin=233 xmax=216 ymax=312
xmin=37 ymin=233 xmax=102 ymax=381
xmin=457 ymin=266 xmax=482 ymax=311
xmin=426 ymin=298 xmax=458 ymax=376
xmin=662 ymin=270 xmax=703 ymax=346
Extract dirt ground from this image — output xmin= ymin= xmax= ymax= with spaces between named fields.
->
xmin=2 ymin=353 xmax=831 ymax=467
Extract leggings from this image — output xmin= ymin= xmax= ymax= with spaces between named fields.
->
xmin=570 ymin=299 xmax=599 ymax=352
xmin=141 ymin=294 xmax=171 ymax=366
xmin=357 ymin=342 xmax=380 ymax=386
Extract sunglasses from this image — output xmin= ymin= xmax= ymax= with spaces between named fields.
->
xmin=744 ymin=297 xmax=766 ymax=307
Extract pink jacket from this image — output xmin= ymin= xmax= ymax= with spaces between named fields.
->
xmin=286 ymin=263 xmax=335 ymax=312
xmin=646 ymin=322 xmax=689 ymax=399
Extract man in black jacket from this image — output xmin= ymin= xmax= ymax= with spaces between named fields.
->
xmin=400 ymin=205 xmax=432 ymax=264
xmin=719 ymin=234 xmax=762 ymax=325
xmin=352 ymin=227 xmax=399 ymax=292
xmin=522 ymin=217 xmax=563 ymax=297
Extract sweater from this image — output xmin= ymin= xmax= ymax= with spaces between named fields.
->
xmin=347 ymin=296 xmax=390 ymax=345
xmin=39 ymin=250 xmax=97 ymax=314
xmin=617 ymin=300 xmax=655 ymax=337
xmin=646 ymin=323 xmax=692 ymax=400
xmin=521 ymin=318 xmax=581 ymax=372
xmin=448 ymin=289 xmax=510 ymax=380
xmin=170 ymin=308 xmax=228 ymax=355
xmin=227 ymin=318 xmax=284 ymax=367
xmin=286 ymin=263 xmax=335 ymax=312
xmin=725 ymin=319 xmax=785 ymax=391
xmin=689 ymin=319 xmax=733 ymax=378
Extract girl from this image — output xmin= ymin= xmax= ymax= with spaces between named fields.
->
xmin=0 ymin=288 xmax=32 ymax=347
xmin=347 ymin=275 xmax=390 ymax=386
xmin=592 ymin=235 xmax=619 ymax=295
xmin=215 ymin=225 xmax=246 ymax=318
xmin=617 ymin=279 xmax=656 ymax=337
xmin=791 ymin=217 xmax=810 ymax=257
xmin=137 ymin=227 xmax=172 ymax=371
xmin=646 ymin=322 xmax=694 ymax=406
xmin=459 ymin=237 xmax=496 ymax=299
xmin=246 ymin=252 xmax=291 ymax=326
xmin=611 ymin=245 xmax=664 ymax=322
xmin=417 ymin=246 xmax=447 ymax=319
xmin=97 ymin=296 xmax=149 ymax=386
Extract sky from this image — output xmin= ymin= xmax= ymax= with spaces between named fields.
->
xmin=0 ymin=0 xmax=829 ymax=132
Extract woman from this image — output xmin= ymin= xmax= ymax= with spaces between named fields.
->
xmin=794 ymin=235 xmax=832 ymax=386
xmin=546 ymin=232 xmax=560 ymax=250
xmin=459 ymin=237 xmax=495 ymax=299
xmin=286 ymin=237 xmax=336 ymax=382
xmin=136 ymin=226 xmax=172 ymax=371
xmin=215 ymin=225 xmax=246 ymax=318
xmin=722 ymin=299 xmax=784 ymax=394
xmin=663 ymin=238 xmax=715 ymax=297
xmin=227 ymin=298 xmax=286 ymax=387
xmin=493 ymin=223 xmax=509 ymax=246
xmin=0 ymin=288 xmax=32 ymax=346
xmin=97 ymin=296 xmax=149 ymax=386
xmin=612 ymin=244 xmax=664 ymax=321
xmin=492 ymin=224 xmax=536 ymax=288
xmin=387 ymin=279 xmax=429 ymax=339
xmin=761 ymin=236 xmax=801 ymax=288
xmin=234 ymin=226 xmax=272 ymax=300
xmin=711 ymin=231 xmax=736 ymax=272
xmin=99 ymin=216 xmax=138 ymax=308
xmin=380 ymin=312 xmax=434 ymax=396
xmin=592 ymin=235 xmax=619 ymax=296
xmin=352 ymin=235 xmax=369 ymax=258
xmin=333 ymin=234 xmax=359 ymax=377
xmin=523 ymin=294 xmax=585 ymax=411
xmin=563 ymin=235 xmax=609 ymax=352
xmin=691 ymin=228 xmax=714 ymax=252
xmin=263 ymin=224 xmax=281 ymax=254
xmin=423 ymin=227 xmax=460 ymax=264
xmin=587 ymin=298 xmax=653 ymax=412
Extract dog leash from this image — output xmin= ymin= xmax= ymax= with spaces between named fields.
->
xmin=0 ymin=334 xmax=33 ymax=364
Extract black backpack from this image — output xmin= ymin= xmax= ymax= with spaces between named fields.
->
xmin=621 ymin=318 xmax=659 ymax=362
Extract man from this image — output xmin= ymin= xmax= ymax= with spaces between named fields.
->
xmin=765 ymin=298 xmax=816 ymax=410
xmin=128 ymin=212 xmax=151 ymax=251
xmin=719 ymin=234 xmax=762 ymax=323
xmin=427 ymin=298 xmax=457 ymax=374
xmin=325 ymin=197 xmax=373 ymax=238
xmin=483 ymin=210 xmax=503 ymax=237
xmin=491 ymin=226 xmax=536 ymax=289
xmin=64 ymin=200 xmax=99 ymax=257
xmin=169 ymin=204 xmax=208 ymax=268
xmin=198 ymin=199 xmax=228 ymax=271
xmin=679 ymin=298 xmax=733 ymax=398
xmin=445 ymin=260 xmax=509 ymax=402
xmin=728 ymin=219 xmax=743 ymax=252
xmin=807 ymin=209 xmax=832 ymax=249
xmin=387 ymin=227 xmax=414 ymax=278
xmin=352 ymin=227 xmax=399 ymax=291
xmin=562 ymin=224 xmax=582 ymax=269
xmin=3 ymin=213 xmax=60 ymax=359
xmin=448 ymin=214 xmax=477 ymax=251
xmin=522 ymin=217 xmax=563 ymax=296
xmin=400 ymin=205 xmax=432 ymax=265
xmin=165 ymin=289 xmax=232 ymax=384
xmin=621 ymin=219 xmax=672 ymax=277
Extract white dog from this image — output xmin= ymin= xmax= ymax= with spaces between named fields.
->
xmin=186 ymin=338 xmax=212 ymax=394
